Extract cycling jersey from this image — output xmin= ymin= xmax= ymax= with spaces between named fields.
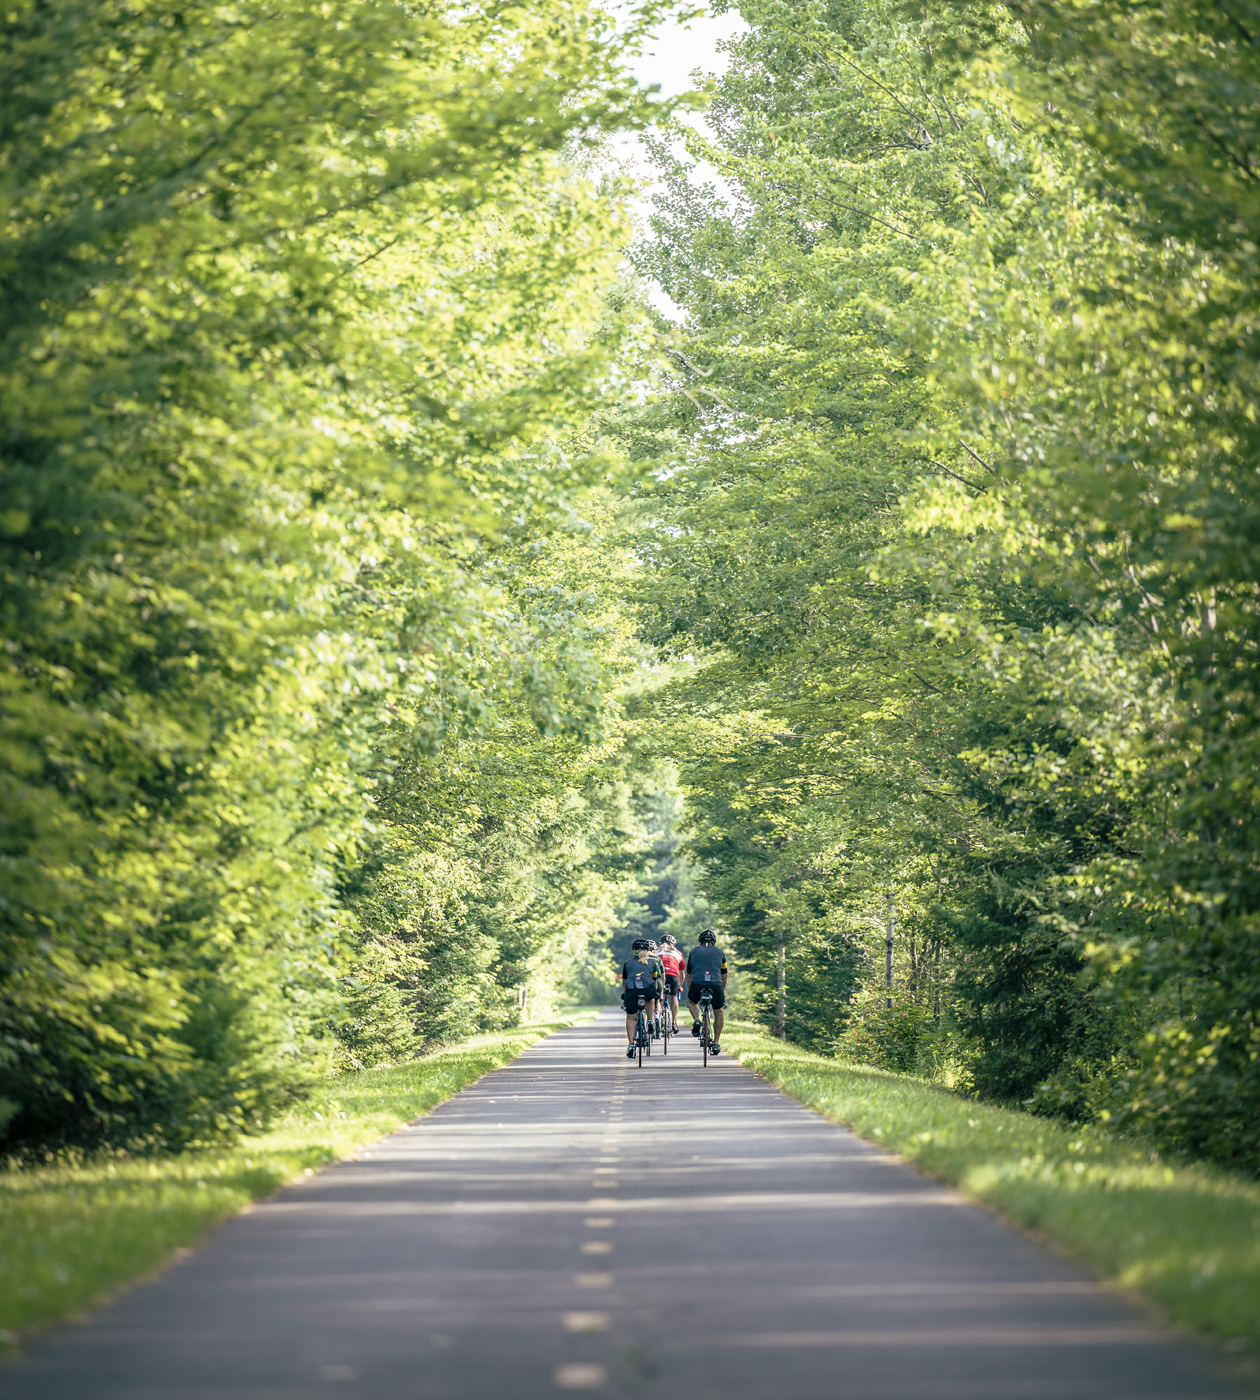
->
xmin=658 ymin=948 xmax=684 ymax=979
xmin=687 ymin=945 xmax=727 ymax=984
xmin=621 ymin=956 xmax=660 ymax=992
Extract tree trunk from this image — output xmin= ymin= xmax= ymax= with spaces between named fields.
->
xmin=884 ymin=890 xmax=895 ymax=1009
xmin=774 ymin=936 xmax=786 ymax=1038
xmin=933 ymin=938 xmax=942 ymax=1026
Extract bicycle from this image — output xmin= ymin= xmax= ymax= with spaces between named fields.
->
xmin=698 ymin=987 xmax=714 ymax=1067
xmin=661 ymin=1003 xmax=671 ymax=1056
xmin=634 ymin=1006 xmax=652 ymax=1066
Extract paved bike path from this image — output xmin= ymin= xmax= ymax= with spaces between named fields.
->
xmin=1 ymin=1010 xmax=1250 ymax=1399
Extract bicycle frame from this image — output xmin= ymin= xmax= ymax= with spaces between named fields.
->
xmin=700 ymin=989 xmax=714 ymax=1067
xmin=635 ymin=1006 xmax=650 ymax=1067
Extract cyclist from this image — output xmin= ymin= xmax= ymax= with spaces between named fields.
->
xmin=644 ymin=939 xmax=666 ymax=1036
xmin=686 ymin=929 xmax=728 ymax=1055
xmin=657 ymin=934 xmax=685 ymax=1034
xmin=620 ymin=938 xmax=661 ymax=1058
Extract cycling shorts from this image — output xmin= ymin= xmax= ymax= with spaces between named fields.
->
xmin=688 ymin=983 xmax=725 ymax=1009
xmin=623 ymin=988 xmax=656 ymax=1013
xmin=663 ymin=974 xmax=680 ymax=995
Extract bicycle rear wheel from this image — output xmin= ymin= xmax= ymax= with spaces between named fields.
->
xmin=702 ymin=1004 xmax=709 ymax=1067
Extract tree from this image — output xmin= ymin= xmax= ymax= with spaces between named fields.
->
xmin=0 ymin=0 xmax=664 ymax=1149
xmin=622 ymin=0 xmax=1260 ymax=1168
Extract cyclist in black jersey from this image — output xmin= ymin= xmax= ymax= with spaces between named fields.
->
xmin=644 ymin=938 xmax=666 ymax=1035
xmin=620 ymin=938 xmax=661 ymax=1058
xmin=686 ymin=929 xmax=729 ymax=1054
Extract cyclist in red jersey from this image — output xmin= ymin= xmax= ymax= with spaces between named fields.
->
xmin=657 ymin=934 xmax=685 ymax=1034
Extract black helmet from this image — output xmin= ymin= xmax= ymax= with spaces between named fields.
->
xmin=699 ymin=929 xmax=717 ymax=945
xmin=631 ymin=938 xmax=651 ymax=952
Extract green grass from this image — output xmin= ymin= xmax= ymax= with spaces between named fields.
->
xmin=726 ymin=1022 xmax=1260 ymax=1351
xmin=0 ymin=1017 xmax=589 ymax=1348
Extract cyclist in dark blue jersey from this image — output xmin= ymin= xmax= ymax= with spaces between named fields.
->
xmin=620 ymin=938 xmax=661 ymax=1058
xmin=686 ymin=929 xmax=728 ymax=1054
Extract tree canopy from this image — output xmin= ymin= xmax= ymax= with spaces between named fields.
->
xmin=616 ymin=0 xmax=1260 ymax=1167
xmin=4 ymin=0 xmax=1260 ymax=1175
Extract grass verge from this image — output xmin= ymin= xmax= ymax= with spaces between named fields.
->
xmin=0 ymin=1016 xmax=590 ymax=1348
xmin=725 ymin=1022 xmax=1260 ymax=1351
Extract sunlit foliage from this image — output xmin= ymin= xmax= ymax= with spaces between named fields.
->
xmin=0 ymin=0 xmax=662 ymax=1150
xmin=626 ymin=0 xmax=1260 ymax=1169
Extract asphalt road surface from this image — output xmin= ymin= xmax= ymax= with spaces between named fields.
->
xmin=2 ymin=1010 xmax=1252 ymax=1400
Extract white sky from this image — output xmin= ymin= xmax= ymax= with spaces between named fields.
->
xmin=625 ymin=6 xmax=746 ymax=104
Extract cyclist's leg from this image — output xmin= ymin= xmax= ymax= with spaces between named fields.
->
xmin=663 ymin=977 xmax=678 ymax=1030
xmin=714 ymin=1009 xmax=725 ymax=1040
